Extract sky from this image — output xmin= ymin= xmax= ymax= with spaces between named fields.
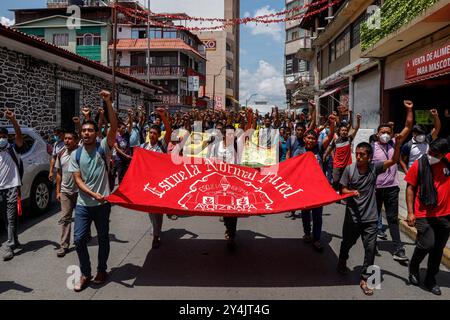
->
xmin=0 ymin=0 xmax=286 ymax=112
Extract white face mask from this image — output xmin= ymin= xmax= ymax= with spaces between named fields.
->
xmin=0 ymin=138 xmax=8 ymax=149
xmin=427 ymin=155 xmax=441 ymax=165
xmin=415 ymin=135 xmax=426 ymax=143
xmin=379 ymin=133 xmax=391 ymax=144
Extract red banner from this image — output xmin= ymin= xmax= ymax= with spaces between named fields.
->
xmin=106 ymin=148 xmax=350 ymax=217
xmin=405 ymin=43 xmax=450 ymax=83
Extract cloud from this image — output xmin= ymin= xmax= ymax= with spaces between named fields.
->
xmin=1 ymin=17 xmax=15 ymax=27
xmin=240 ymin=60 xmax=286 ymax=113
xmin=244 ymin=6 xmax=283 ymax=42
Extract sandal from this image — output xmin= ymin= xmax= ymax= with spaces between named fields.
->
xmin=360 ymin=280 xmax=374 ymax=296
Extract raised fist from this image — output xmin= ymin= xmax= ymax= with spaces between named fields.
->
xmin=430 ymin=109 xmax=438 ymax=117
xmin=100 ymin=90 xmax=111 ymax=101
xmin=403 ymin=100 xmax=413 ymax=109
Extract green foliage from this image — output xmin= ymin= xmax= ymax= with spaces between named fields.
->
xmin=360 ymin=0 xmax=439 ymax=51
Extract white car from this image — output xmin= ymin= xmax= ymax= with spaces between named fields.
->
xmin=6 ymin=126 xmax=52 ymax=215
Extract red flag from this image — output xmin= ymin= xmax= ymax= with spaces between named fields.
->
xmin=106 ymin=148 xmax=350 ymax=217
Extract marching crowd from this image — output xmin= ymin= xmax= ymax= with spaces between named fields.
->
xmin=1 ymin=89 xmax=449 ymax=297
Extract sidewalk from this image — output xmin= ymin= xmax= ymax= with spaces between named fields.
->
xmin=396 ymin=171 xmax=450 ymax=268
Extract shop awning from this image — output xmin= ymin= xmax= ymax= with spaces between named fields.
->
xmin=319 ymin=85 xmax=347 ymax=99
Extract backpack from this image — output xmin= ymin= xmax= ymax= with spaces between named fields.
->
xmin=7 ymin=146 xmax=24 ymax=182
xmin=75 ymin=142 xmax=109 ymax=176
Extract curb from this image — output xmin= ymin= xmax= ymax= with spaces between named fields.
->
xmin=399 ymin=219 xmax=450 ymax=269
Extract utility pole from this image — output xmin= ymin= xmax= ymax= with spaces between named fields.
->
xmin=112 ymin=0 xmax=119 ymax=106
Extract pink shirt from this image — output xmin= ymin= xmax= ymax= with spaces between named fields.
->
xmin=372 ymin=138 xmax=399 ymax=189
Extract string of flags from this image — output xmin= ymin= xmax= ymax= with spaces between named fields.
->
xmin=115 ymin=0 xmax=342 ymax=32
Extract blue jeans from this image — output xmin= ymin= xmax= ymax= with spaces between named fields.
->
xmin=74 ymin=203 xmax=111 ymax=277
xmin=301 ymin=207 xmax=323 ymax=242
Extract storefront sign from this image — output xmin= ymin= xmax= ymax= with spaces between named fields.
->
xmin=202 ymin=39 xmax=217 ymax=51
xmin=405 ymin=43 xmax=450 ymax=83
xmin=188 ymin=76 xmax=200 ymax=92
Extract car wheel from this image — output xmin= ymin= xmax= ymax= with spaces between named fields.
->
xmin=30 ymin=176 xmax=52 ymax=215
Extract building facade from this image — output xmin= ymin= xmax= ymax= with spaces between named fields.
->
xmin=0 ymin=24 xmax=159 ymax=136
xmin=194 ymin=0 xmax=240 ymax=111
xmin=284 ymin=0 xmax=312 ymax=110
xmin=12 ymin=2 xmax=115 ymax=65
xmin=295 ymin=0 xmax=449 ymax=140
xmin=110 ymin=20 xmax=208 ymax=112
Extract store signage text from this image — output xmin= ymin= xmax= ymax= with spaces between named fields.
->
xmin=405 ymin=43 xmax=450 ymax=83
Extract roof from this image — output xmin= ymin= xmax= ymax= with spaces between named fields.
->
xmin=109 ymin=38 xmax=206 ymax=60
xmin=0 ymin=24 xmax=166 ymax=93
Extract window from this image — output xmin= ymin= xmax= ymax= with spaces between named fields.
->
xmin=76 ymin=33 xmax=101 ymax=46
xmin=131 ymin=28 xmax=147 ymax=39
xmin=226 ymin=43 xmax=232 ymax=51
xmin=335 ymin=28 xmax=350 ymax=59
xmin=286 ymin=27 xmax=305 ymax=42
xmin=286 ymin=0 xmax=304 ymax=18
xmin=163 ymin=29 xmax=177 ymax=39
xmin=226 ymin=80 xmax=232 ymax=89
xmin=298 ymin=60 xmax=309 ymax=73
xmin=53 ymin=34 xmax=69 ymax=46
xmin=7 ymin=134 xmax=34 ymax=154
xmin=329 ymin=42 xmax=335 ymax=63
xmin=226 ymin=61 xmax=232 ymax=70
xmin=351 ymin=14 xmax=364 ymax=48
xmin=285 ymin=55 xmax=294 ymax=75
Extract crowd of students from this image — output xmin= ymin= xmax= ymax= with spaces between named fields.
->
xmin=1 ymin=91 xmax=449 ymax=297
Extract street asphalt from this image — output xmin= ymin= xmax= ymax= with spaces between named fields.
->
xmin=1 ymin=200 xmax=450 ymax=300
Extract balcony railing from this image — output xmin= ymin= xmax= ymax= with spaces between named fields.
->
xmin=117 ymin=65 xmax=187 ymax=77
xmin=154 ymin=95 xmax=207 ymax=107
xmin=154 ymin=95 xmax=187 ymax=106
xmin=117 ymin=66 xmax=206 ymax=83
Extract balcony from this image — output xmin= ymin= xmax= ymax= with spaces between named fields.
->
xmin=361 ymin=0 xmax=449 ymax=58
xmin=117 ymin=65 xmax=187 ymax=77
xmin=226 ymin=69 xmax=234 ymax=79
xmin=285 ymin=37 xmax=311 ymax=56
xmin=153 ymin=95 xmax=207 ymax=107
xmin=226 ymin=87 xmax=234 ymax=96
xmin=154 ymin=95 xmax=187 ymax=106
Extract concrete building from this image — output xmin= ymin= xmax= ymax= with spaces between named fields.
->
xmin=11 ymin=1 xmax=118 ymax=65
xmin=297 ymin=0 xmax=449 ymax=140
xmin=361 ymin=0 xmax=450 ymax=137
xmin=284 ymin=0 xmax=313 ymax=110
xmin=299 ymin=0 xmax=383 ymax=132
xmin=110 ymin=14 xmax=208 ymax=112
xmin=0 ymin=24 xmax=160 ymax=136
xmin=193 ymin=0 xmax=240 ymax=111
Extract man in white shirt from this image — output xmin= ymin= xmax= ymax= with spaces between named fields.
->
xmin=0 ymin=109 xmax=24 ymax=261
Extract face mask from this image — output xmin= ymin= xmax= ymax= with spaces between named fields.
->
xmin=379 ymin=133 xmax=391 ymax=144
xmin=415 ymin=135 xmax=426 ymax=143
xmin=0 ymin=138 xmax=8 ymax=149
xmin=427 ymin=155 xmax=441 ymax=165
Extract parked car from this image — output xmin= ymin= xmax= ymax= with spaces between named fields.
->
xmin=6 ymin=126 xmax=52 ymax=215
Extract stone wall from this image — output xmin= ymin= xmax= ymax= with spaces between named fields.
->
xmin=0 ymin=46 xmax=145 ymax=137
